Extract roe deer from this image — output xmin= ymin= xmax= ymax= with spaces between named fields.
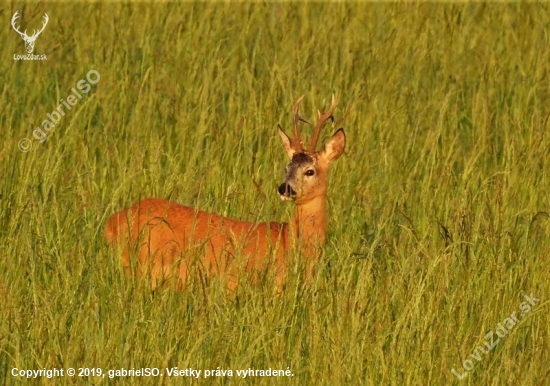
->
xmin=104 ymin=95 xmax=346 ymax=290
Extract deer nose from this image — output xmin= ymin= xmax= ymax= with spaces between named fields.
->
xmin=278 ymin=183 xmax=296 ymax=198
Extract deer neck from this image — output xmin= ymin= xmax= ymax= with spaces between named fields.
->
xmin=291 ymin=195 xmax=327 ymax=255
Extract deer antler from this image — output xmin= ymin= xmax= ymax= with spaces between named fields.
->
xmin=289 ymin=95 xmax=311 ymax=152
xmin=11 ymin=11 xmax=26 ymax=38
xmin=32 ymin=13 xmax=49 ymax=39
xmin=308 ymin=94 xmax=336 ymax=152
xmin=11 ymin=11 xmax=49 ymax=39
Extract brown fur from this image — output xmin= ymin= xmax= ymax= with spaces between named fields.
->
xmin=105 ymin=198 xmax=289 ymax=289
xmin=104 ymin=96 xmax=345 ymax=290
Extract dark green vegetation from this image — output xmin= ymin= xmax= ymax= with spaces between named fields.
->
xmin=1 ymin=2 xmax=548 ymax=385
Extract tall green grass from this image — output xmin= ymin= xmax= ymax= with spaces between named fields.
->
xmin=1 ymin=2 xmax=549 ymax=385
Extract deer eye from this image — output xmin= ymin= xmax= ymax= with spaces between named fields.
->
xmin=305 ymin=169 xmax=315 ymax=176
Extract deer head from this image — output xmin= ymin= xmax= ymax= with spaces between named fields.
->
xmin=277 ymin=95 xmax=346 ymax=205
xmin=11 ymin=11 xmax=49 ymax=54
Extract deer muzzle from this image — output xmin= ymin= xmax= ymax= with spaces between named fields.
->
xmin=278 ymin=183 xmax=296 ymax=200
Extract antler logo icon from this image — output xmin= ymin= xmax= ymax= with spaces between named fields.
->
xmin=11 ymin=11 xmax=49 ymax=54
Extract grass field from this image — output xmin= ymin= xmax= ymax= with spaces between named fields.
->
xmin=1 ymin=2 xmax=549 ymax=385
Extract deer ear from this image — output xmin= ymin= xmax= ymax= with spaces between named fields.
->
xmin=278 ymin=125 xmax=296 ymax=159
xmin=320 ymin=129 xmax=345 ymax=163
